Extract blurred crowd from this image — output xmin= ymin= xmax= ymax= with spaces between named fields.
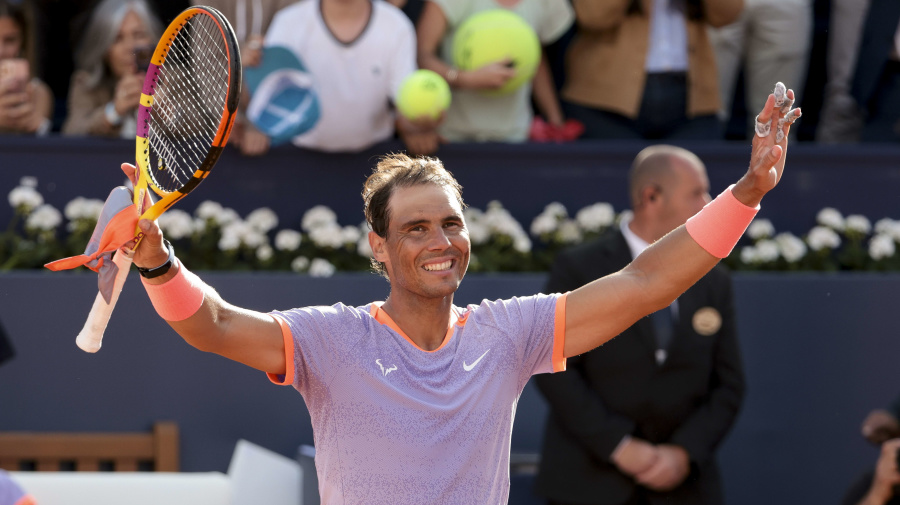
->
xmin=0 ymin=0 xmax=898 ymax=153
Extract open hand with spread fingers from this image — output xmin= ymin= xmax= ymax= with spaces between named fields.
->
xmin=732 ymin=82 xmax=801 ymax=208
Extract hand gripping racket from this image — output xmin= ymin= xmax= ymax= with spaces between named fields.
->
xmin=76 ymin=6 xmax=241 ymax=352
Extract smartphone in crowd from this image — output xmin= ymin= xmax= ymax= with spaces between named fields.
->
xmin=0 ymin=58 xmax=29 ymax=92
xmin=134 ymin=45 xmax=153 ymax=73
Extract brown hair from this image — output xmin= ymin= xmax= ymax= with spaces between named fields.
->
xmin=362 ymin=153 xmax=465 ymax=276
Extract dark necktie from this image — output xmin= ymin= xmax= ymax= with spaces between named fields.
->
xmin=650 ymin=304 xmax=675 ymax=352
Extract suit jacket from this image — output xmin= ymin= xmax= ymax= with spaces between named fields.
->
xmin=562 ymin=0 xmax=743 ymax=119
xmin=534 ymin=229 xmax=745 ymax=505
xmin=850 ymin=0 xmax=900 ymax=111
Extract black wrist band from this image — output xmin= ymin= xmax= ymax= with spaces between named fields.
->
xmin=137 ymin=239 xmax=175 ymax=279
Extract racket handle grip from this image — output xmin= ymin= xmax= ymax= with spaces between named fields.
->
xmin=75 ymin=249 xmax=134 ymax=353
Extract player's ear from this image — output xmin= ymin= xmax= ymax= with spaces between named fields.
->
xmin=369 ymin=231 xmax=387 ymax=262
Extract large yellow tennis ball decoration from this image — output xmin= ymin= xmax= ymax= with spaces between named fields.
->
xmin=452 ymin=9 xmax=540 ymax=96
xmin=396 ymin=70 xmax=452 ymax=121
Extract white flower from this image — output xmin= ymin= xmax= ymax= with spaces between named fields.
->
xmin=874 ymin=218 xmax=896 ymax=236
xmin=542 ymin=202 xmax=568 ymax=219
xmin=357 ymin=235 xmax=373 ymax=257
xmin=195 ymin=200 xmax=224 ymax=220
xmin=246 ymin=208 xmax=279 ymax=233
xmin=19 ymin=176 xmax=37 ymax=188
xmin=309 ymin=222 xmax=345 ymax=249
xmin=557 ymin=220 xmax=583 ymax=244
xmin=218 ymin=232 xmax=241 ymax=251
xmin=64 ymin=197 xmax=104 ymax=221
xmin=274 ymin=229 xmax=302 ymax=251
xmin=617 ymin=210 xmax=634 ymax=225
xmin=845 ymin=214 xmax=872 ymax=235
xmin=25 ymin=204 xmax=62 ymax=231
xmin=530 ymin=213 xmax=558 ymax=236
xmin=755 ymin=239 xmax=780 ymax=262
xmin=243 ymin=230 xmax=268 ymax=249
xmin=463 ymin=208 xmax=484 ymax=223
xmin=216 ymin=208 xmax=241 ymax=226
xmin=8 ymin=185 xmax=43 ymax=211
xmin=218 ymin=221 xmax=251 ymax=251
xmin=775 ymin=232 xmax=807 ymax=263
xmin=869 ymin=234 xmax=896 ymax=260
xmin=301 ymin=205 xmax=338 ymax=232
xmin=341 ymin=225 xmax=362 ymax=244
xmin=575 ymin=203 xmax=615 ymax=232
xmin=467 ymin=221 xmax=490 ymax=245
xmin=513 ymin=234 xmax=532 ymax=253
xmin=158 ymin=210 xmax=194 ymax=240
xmin=816 ymin=208 xmax=845 ymax=230
xmin=747 ymin=219 xmax=775 ymax=240
xmin=291 ymin=256 xmax=310 ymax=272
xmin=256 ymin=244 xmax=274 ymax=262
xmin=740 ymin=245 xmax=759 ymax=264
xmin=483 ymin=203 xmax=525 ymax=238
xmin=308 ymin=258 xmax=336 ymax=277
xmin=807 ymin=226 xmax=842 ymax=251
xmin=193 ymin=217 xmax=207 ymax=234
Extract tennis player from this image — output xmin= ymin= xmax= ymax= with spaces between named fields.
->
xmin=131 ymin=88 xmax=798 ymax=504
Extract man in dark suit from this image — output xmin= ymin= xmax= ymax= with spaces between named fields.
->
xmin=851 ymin=0 xmax=900 ymax=142
xmin=534 ymin=145 xmax=745 ymax=505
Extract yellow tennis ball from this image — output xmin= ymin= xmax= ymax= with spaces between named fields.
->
xmin=396 ymin=69 xmax=452 ymax=121
xmin=452 ymin=9 xmax=540 ymax=96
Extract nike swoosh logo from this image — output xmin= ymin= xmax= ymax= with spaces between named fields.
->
xmin=463 ymin=349 xmax=490 ymax=372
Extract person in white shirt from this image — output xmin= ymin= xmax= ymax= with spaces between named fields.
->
xmin=263 ymin=0 xmax=440 ymax=154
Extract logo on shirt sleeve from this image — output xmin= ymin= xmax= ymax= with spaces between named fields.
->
xmin=376 ymin=359 xmax=398 ymax=376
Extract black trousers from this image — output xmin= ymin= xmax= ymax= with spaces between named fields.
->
xmin=564 ymin=72 xmax=721 ymax=141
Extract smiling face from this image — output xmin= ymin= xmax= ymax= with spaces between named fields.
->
xmin=370 ymin=183 xmax=471 ymax=303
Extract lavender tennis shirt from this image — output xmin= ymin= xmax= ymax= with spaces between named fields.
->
xmin=268 ymin=293 xmax=567 ymax=505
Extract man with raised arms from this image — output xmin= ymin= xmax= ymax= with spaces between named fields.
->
xmin=129 ymin=86 xmax=799 ymax=504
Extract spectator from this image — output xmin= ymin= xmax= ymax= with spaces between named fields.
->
xmin=416 ymin=0 xmax=575 ymax=143
xmin=849 ymin=0 xmax=900 ymax=143
xmin=815 ymin=0 xmax=868 ymax=143
xmin=194 ymin=0 xmax=299 ymax=156
xmin=0 ymin=0 xmax=52 ymax=135
xmin=841 ymin=399 xmax=900 ymax=505
xmin=534 ymin=145 xmax=745 ymax=505
xmin=62 ymin=0 xmax=162 ymax=138
xmin=561 ymin=0 xmax=739 ymax=140
xmin=709 ymin=0 xmax=812 ymax=138
xmin=260 ymin=0 xmax=439 ymax=154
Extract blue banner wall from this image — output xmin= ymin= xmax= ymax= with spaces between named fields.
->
xmin=2 ymin=137 xmax=900 ymax=238
xmin=1 ymin=272 xmax=899 ymax=505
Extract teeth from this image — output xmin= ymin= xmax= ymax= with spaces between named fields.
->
xmin=423 ymin=260 xmax=452 ymax=271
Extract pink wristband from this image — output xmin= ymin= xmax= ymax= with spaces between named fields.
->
xmin=685 ymin=185 xmax=760 ymax=258
xmin=141 ymin=260 xmax=205 ymax=321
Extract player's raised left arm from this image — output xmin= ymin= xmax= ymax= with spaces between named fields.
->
xmin=562 ymin=87 xmax=799 ymax=358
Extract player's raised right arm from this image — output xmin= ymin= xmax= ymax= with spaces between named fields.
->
xmin=133 ymin=218 xmax=286 ymax=375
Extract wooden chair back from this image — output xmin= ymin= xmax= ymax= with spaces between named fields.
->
xmin=0 ymin=421 xmax=179 ymax=472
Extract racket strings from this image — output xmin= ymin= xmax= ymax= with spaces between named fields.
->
xmin=146 ymin=13 xmax=230 ymax=193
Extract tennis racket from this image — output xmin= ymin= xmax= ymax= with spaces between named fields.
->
xmin=76 ymin=5 xmax=241 ymax=352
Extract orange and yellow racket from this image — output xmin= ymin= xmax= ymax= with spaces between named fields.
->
xmin=76 ymin=5 xmax=241 ymax=352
